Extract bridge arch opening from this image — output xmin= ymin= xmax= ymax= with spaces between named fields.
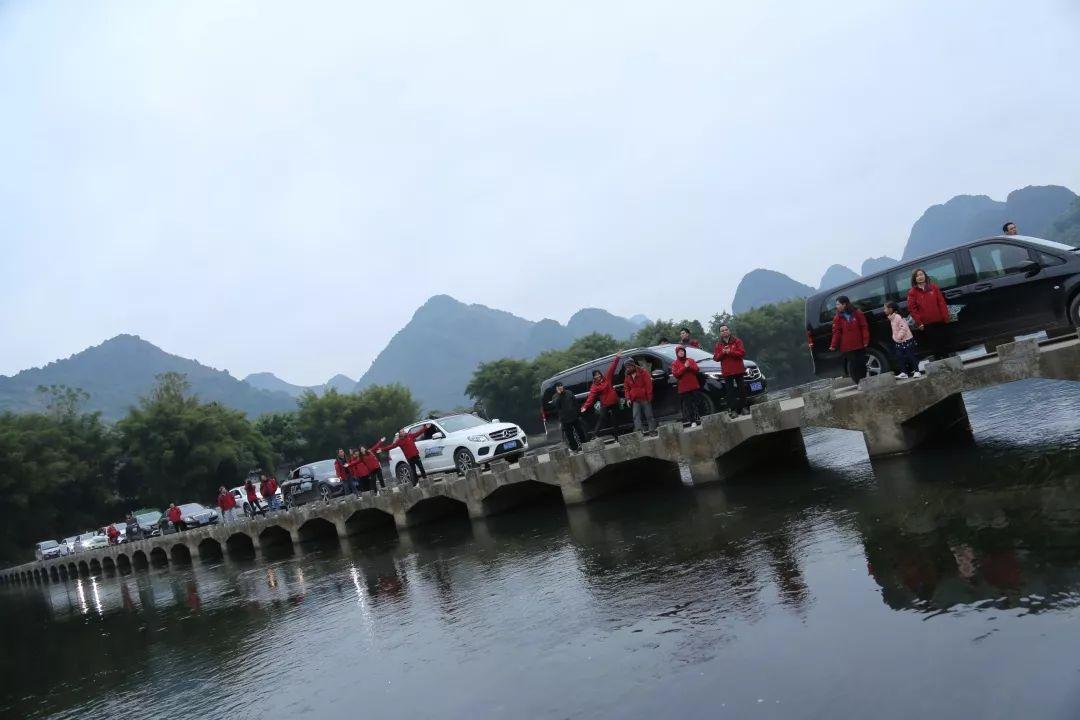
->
xmin=481 ymin=480 xmax=565 ymax=517
xmin=68 ymin=562 xmax=78 ymax=578
xmin=579 ymin=456 xmax=683 ymax=502
xmin=405 ymin=496 xmax=470 ymax=528
xmin=258 ymin=525 xmax=293 ymax=556
xmin=117 ymin=554 xmax=132 ymax=573
xmin=298 ymin=517 xmax=339 ymax=545
xmin=49 ymin=566 xmax=60 ymax=582
xmin=88 ymin=559 xmax=102 ymax=576
xmin=58 ymin=565 xmax=69 ymax=580
xmin=149 ymin=547 xmax=168 ymax=568
xmin=345 ymin=508 xmax=397 ymax=536
xmin=170 ymin=544 xmax=193 ymax=565
xmin=226 ymin=532 xmax=257 ymax=560
xmin=198 ymin=538 xmax=224 ymax=563
xmin=132 ymin=550 xmax=149 ymax=570
xmin=102 ymin=557 xmax=116 ymax=575
xmin=78 ymin=560 xmax=90 ymax=577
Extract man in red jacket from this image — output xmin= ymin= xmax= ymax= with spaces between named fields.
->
xmin=622 ymin=358 xmax=656 ymax=433
xmin=679 ymin=328 xmax=701 ymax=349
xmin=260 ymin=474 xmax=280 ymax=511
xmin=361 ymin=443 xmax=386 ymax=494
xmin=712 ymin=324 xmax=748 ymax=418
xmin=217 ymin=486 xmax=238 ymax=524
xmin=383 ymin=425 xmax=431 ymax=485
xmin=166 ymin=503 xmax=186 ymax=533
xmin=580 ymin=353 xmax=621 ymax=439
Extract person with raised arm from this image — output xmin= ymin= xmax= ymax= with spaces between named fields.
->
xmin=580 ymin=353 xmax=621 ymax=439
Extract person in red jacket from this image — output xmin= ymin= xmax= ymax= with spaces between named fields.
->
xmin=679 ymin=328 xmax=701 ymax=349
xmin=166 ymin=503 xmax=186 ymax=532
xmin=106 ymin=523 xmax=121 ymax=545
xmin=361 ymin=442 xmax=386 ymax=494
xmin=622 ymin=358 xmax=655 ymax=433
xmin=382 ymin=424 xmax=431 ymax=485
xmin=828 ymin=295 xmax=871 ymax=383
xmin=906 ymin=268 xmax=951 ymax=360
xmin=671 ymin=345 xmax=704 ymax=426
xmin=580 ymin=353 xmax=621 ymax=439
xmin=347 ymin=448 xmax=369 ymax=495
xmin=712 ymin=324 xmax=748 ymax=418
xmin=260 ymin=473 xmax=280 ymax=511
xmin=335 ymin=448 xmax=349 ymax=485
xmin=244 ymin=478 xmax=266 ymax=517
xmin=217 ymin=486 xmax=238 ymax=524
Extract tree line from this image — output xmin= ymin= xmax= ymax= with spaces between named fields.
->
xmin=0 ymin=373 xmax=419 ymax=564
xmin=466 ymin=299 xmax=814 ymax=435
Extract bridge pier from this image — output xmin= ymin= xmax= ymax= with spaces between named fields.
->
xmin=862 ymin=392 xmax=973 ymax=457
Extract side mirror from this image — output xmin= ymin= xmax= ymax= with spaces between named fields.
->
xmin=431 ymin=432 xmax=445 ymax=440
xmin=1019 ymin=259 xmax=1040 ymax=277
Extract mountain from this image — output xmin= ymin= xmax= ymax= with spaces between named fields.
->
xmin=628 ymin=314 xmax=651 ymax=326
xmin=860 ymin=256 xmax=898 ymax=276
xmin=242 ymin=371 xmax=358 ymax=398
xmin=0 ymin=335 xmax=296 ymax=421
xmin=354 ymin=295 xmax=642 ymax=411
xmin=902 ymin=185 xmax=1077 ymax=260
xmin=732 ymin=269 xmax=816 ymax=313
xmin=819 ymin=264 xmax=859 ymax=291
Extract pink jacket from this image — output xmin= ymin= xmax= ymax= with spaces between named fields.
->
xmin=889 ymin=313 xmax=913 ymax=343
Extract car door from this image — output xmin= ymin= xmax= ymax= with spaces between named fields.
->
xmin=959 ymin=241 xmax=1048 ymax=341
xmin=411 ymin=422 xmax=453 ymax=472
xmin=632 ymin=351 xmax=677 ymax=418
xmin=889 ymin=252 xmax=973 ymax=349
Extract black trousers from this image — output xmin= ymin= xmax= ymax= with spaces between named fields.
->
xmin=680 ymin=391 xmax=704 ymax=424
xmin=173 ymin=520 xmax=188 ymax=532
xmin=724 ymin=375 xmax=746 ymax=414
xmin=371 ymin=468 xmax=386 ymax=490
xmin=592 ymin=405 xmax=617 ymax=438
xmin=918 ymin=322 xmax=948 ymax=359
xmin=561 ymin=419 xmax=588 ymax=451
xmin=845 ymin=349 xmax=868 ymax=383
xmin=407 ymin=456 xmax=426 ymax=482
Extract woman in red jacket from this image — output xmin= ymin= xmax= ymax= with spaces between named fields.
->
xmin=828 ymin=295 xmax=871 ymax=383
xmin=906 ymin=268 xmax=950 ymax=360
xmin=671 ymin=345 xmax=704 ymax=426
xmin=347 ymin=448 xmax=369 ymax=495
xmin=622 ymin=358 xmax=656 ymax=433
xmin=361 ymin=442 xmax=386 ymax=494
xmin=580 ymin=353 xmax=621 ymax=439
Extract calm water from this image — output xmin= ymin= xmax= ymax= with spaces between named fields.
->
xmin=2 ymin=380 xmax=1079 ymax=720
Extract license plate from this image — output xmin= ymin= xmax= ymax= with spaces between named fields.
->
xmin=499 ymin=440 xmax=519 ymax=452
xmin=749 ymin=381 xmax=763 ymax=391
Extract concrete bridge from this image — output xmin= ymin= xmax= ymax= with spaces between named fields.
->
xmin=3 ymin=333 xmax=1077 ymax=587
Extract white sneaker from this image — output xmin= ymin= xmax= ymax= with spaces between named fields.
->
xmin=912 ymin=371 xmax=923 ymax=377
xmin=896 ymin=372 xmax=909 ymax=379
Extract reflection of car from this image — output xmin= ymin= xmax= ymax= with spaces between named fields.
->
xmin=82 ymin=535 xmax=110 ymax=550
xmin=282 ymin=460 xmax=346 ymax=508
xmin=539 ymin=345 xmax=769 ymax=439
xmin=806 ymin=235 xmax=1080 ymax=378
xmin=35 ymin=540 xmax=68 ymax=561
xmin=387 ymin=413 xmax=530 ymax=481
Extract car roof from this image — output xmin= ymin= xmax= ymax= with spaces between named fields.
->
xmin=539 ymin=347 xmax=667 ymax=387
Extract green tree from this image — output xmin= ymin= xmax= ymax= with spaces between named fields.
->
xmin=255 ymin=411 xmax=306 ymax=468
xmin=465 ymin=359 xmax=540 ymax=433
xmin=532 ymin=333 xmax=623 ymax=382
xmin=294 ymin=384 xmax=420 ymax=459
xmin=629 ymin=319 xmax=713 ymax=348
xmin=729 ymin=299 xmax=815 ymax=388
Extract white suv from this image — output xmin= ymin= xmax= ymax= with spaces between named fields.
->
xmin=387 ymin=413 xmax=529 ymax=482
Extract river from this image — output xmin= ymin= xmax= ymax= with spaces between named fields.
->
xmin=2 ymin=379 xmax=1079 ymax=720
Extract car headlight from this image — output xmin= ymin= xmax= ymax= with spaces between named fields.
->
xmin=705 ymin=372 xmax=723 ymax=380
xmin=328 ymin=478 xmax=341 ymax=485
xmin=467 ymin=435 xmax=487 ymax=442
xmin=184 ymin=517 xmax=194 ymax=523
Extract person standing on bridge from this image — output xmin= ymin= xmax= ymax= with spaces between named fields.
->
xmin=217 ymin=486 xmax=238 ymax=524
xmin=828 ymin=295 xmax=870 ymax=383
xmin=907 ymin=268 xmax=950 ymax=361
xmin=361 ymin=444 xmax=386 ymax=494
xmin=679 ymin=328 xmax=701 ymax=349
xmin=622 ymin=358 xmax=656 ymax=434
xmin=712 ymin=324 xmax=748 ymax=418
xmin=166 ymin=503 xmax=186 ymax=533
xmin=383 ymin=425 xmax=430 ymax=485
xmin=548 ymin=382 xmax=588 ymax=451
xmin=581 ymin=353 xmax=621 ymax=439
xmin=244 ymin=478 xmax=266 ymax=517
xmin=347 ymin=449 xmax=370 ymax=495
xmin=885 ymin=301 xmax=920 ymax=378
xmin=261 ymin=473 xmax=280 ymax=511
xmin=671 ymin=345 xmax=705 ymax=426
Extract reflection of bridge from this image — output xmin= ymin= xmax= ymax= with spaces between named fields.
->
xmin=3 ymin=333 xmax=1077 ymax=586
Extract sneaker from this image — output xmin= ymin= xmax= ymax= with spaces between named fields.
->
xmin=728 ymin=410 xmax=738 ymax=419
xmin=912 ymin=371 xmax=923 ymax=377
xmin=896 ymin=372 xmax=909 ymax=379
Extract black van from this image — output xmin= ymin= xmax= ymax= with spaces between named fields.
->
xmin=538 ymin=345 xmax=769 ymax=438
xmin=805 ymin=235 xmax=1080 ymax=378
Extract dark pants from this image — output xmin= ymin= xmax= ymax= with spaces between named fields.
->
xmin=892 ymin=338 xmax=919 ymax=374
xmin=724 ymin=375 xmax=746 ymax=414
xmin=561 ymin=418 xmax=588 ymax=451
xmin=247 ymin=498 xmax=265 ymax=517
xmin=371 ymin=468 xmax=386 ymax=491
xmin=172 ymin=520 xmax=187 ymax=533
xmin=845 ymin=349 xmax=868 ymax=383
xmin=918 ymin=322 xmax=948 ymax=359
xmin=353 ymin=475 xmax=368 ymax=494
xmin=407 ymin=456 xmax=426 ymax=483
xmin=680 ymin=390 xmax=704 ymax=424
xmin=592 ymin=405 xmax=617 ymax=438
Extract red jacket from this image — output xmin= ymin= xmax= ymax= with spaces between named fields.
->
xmin=218 ymin=492 xmax=236 ymax=511
xmin=830 ymin=309 xmax=870 ymax=352
xmin=682 ymin=338 xmax=701 ymax=349
xmin=671 ymin=353 xmax=701 ymax=393
xmin=167 ymin=506 xmax=182 ymax=524
xmin=712 ymin=337 xmax=746 ymax=377
xmin=347 ymin=454 xmax=369 ymax=478
xmin=388 ymin=426 xmax=427 ymax=459
xmin=261 ymin=477 xmax=278 ymax=497
xmin=245 ymin=482 xmax=258 ymax=503
xmin=583 ymin=354 xmax=621 ymax=408
xmin=362 ymin=443 xmax=383 ymax=473
xmin=335 ymin=458 xmax=349 ymax=481
xmin=622 ymin=365 xmax=653 ymax=402
xmin=906 ymin=283 xmax=949 ymax=327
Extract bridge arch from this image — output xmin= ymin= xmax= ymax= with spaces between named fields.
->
xmin=117 ymin=554 xmax=132 ymax=573
xmin=88 ymin=559 xmax=102 ymax=576
xmin=102 ymin=556 xmax=116 ymax=574
xmin=198 ymin=538 xmax=224 ymax=563
xmin=345 ymin=508 xmax=397 ymax=536
xmin=258 ymin=525 xmax=293 ymax=554
xmin=170 ymin=544 xmax=193 ymax=565
xmin=132 ymin=550 xmax=149 ymax=570
xmin=405 ymin=495 xmax=470 ymax=528
xmin=481 ymin=479 xmax=565 ymax=517
xmin=226 ymin=532 xmax=257 ymax=559
xmin=578 ymin=455 xmax=683 ymax=501
xmin=149 ymin=547 xmax=168 ymax=567
xmin=49 ymin=566 xmax=60 ymax=582
xmin=78 ymin=560 xmax=90 ymax=577
xmin=298 ymin=517 xmax=338 ymax=544
xmin=68 ymin=562 xmax=78 ymax=578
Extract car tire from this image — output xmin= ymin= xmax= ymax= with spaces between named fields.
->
xmin=865 ymin=347 xmax=890 ymax=377
xmin=395 ymin=462 xmax=413 ymax=485
xmin=694 ymin=392 xmax=716 ymax=417
xmin=243 ymin=503 xmax=253 ymax=518
xmin=454 ymin=448 xmax=477 ymax=475
xmin=319 ymin=484 xmax=332 ymax=503
xmin=1069 ymin=292 xmax=1080 ymax=327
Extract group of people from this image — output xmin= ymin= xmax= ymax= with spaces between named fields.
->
xmin=829 ymin=266 xmax=952 ymax=382
xmin=547 ymin=325 xmax=753 ymax=452
xmin=336 ymin=427 xmax=430 ymax=494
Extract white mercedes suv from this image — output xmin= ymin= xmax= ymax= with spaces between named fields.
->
xmin=387 ymin=413 xmax=529 ymax=482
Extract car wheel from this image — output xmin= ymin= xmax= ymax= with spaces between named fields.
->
xmin=694 ymin=392 xmax=716 ymax=417
xmin=506 ymin=453 xmax=523 ymax=465
xmin=454 ymin=448 xmax=476 ymax=474
xmin=243 ymin=503 xmax=253 ymax=518
xmin=319 ymin=484 xmax=332 ymax=503
xmin=1069 ymin=292 xmax=1080 ymax=327
xmin=865 ymin=347 xmax=890 ymax=377
xmin=395 ymin=462 xmax=413 ymax=485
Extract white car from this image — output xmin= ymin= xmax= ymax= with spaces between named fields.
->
xmin=35 ymin=540 xmax=69 ymax=561
xmin=386 ymin=413 xmax=529 ymax=482
xmin=229 ymin=484 xmax=283 ymax=517
xmin=82 ymin=535 xmax=111 ymax=551
xmin=65 ymin=532 xmax=99 ymax=553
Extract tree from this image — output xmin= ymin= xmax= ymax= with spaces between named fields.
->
xmin=35 ymin=384 xmax=90 ymax=420
xmin=255 ymin=412 xmax=306 ymax=469
xmin=294 ymin=384 xmax=420 ymax=460
xmin=465 ymin=359 xmax=540 ymax=433
xmin=730 ymin=299 xmax=816 ymax=388
xmin=629 ymin=319 xmax=713 ymax=349
xmin=532 ymin=333 xmax=623 ymax=382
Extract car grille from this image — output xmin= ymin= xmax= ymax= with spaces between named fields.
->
xmin=489 ymin=427 xmax=519 ymax=441
xmin=744 ymin=367 xmax=762 ymax=381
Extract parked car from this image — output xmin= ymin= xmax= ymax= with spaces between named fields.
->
xmin=281 ymin=460 xmax=347 ymax=508
xmin=82 ymin=535 xmax=110 ymax=551
xmin=539 ymin=345 xmax=769 ymax=439
xmin=130 ymin=511 xmax=163 ymax=539
xmin=177 ymin=503 xmax=219 ymax=530
xmin=35 ymin=540 xmax=69 ymax=561
xmin=64 ymin=532 xmax=99 ymax=554
xmin=806 ymin=235 xmax=1080 ymax=379
xmin=385 ymin=414 xmax=530 ymax=481
xmin=229 ymin=482 xmax=282 ymax=517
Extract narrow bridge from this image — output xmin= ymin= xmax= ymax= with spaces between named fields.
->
xmin=3 ymin=333 xmax=1077 ymax=587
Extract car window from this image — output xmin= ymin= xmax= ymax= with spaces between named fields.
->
xmin=179 ymin=503 xmax=205 ymax=514
xmin=651 ymin=346 xmax=713 ymax=362
xmin=969 ymin=243 xmax=1032 ymax=281
xmin=889 ymin=254 xmax=960 ymax=300
xmin=1038 ymin=251 xmax=1065 ymax=267
xmin=631 ymin=353 xmax=661 ymax=374
xmin=820 ymin=276 xmax=888 ymax=322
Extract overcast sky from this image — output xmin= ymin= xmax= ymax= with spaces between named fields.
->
xmin=2 ymin=0 xmax=1079 ymax=384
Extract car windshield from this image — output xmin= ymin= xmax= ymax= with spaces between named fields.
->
xmin=179 ymin=503 xmax=207 ymax=515
xmin=1021 ymin=236 xmax=1078 ymax=252
xmin=38 ymin=540 xmax=59 ymax=549
xmin=135 ymin=512 xmax=161 ymax=525
xmin=434 ymin=414 xmax=487 ymax=433
xmin=652 ymin=345 xmax=715 ymax=362
xmin=310 ymin=459 xmax=336 ymax=476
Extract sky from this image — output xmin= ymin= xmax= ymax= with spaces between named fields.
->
xmin=2 ymin=0 xmax=1079 ymax=384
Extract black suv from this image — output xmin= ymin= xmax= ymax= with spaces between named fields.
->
xmin=805 ymin=235 xmax=1080 ymax=378
xmin=281 ymin=459 xmax=348 ymax=507
xmin=539 ymin=344 xmax=769 ymax=439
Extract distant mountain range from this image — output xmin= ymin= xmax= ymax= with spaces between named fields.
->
xmin=243 ymin=371 xmax=358 ymax=399
xmin=738 ymin=184 xmax=1078 ymax=308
